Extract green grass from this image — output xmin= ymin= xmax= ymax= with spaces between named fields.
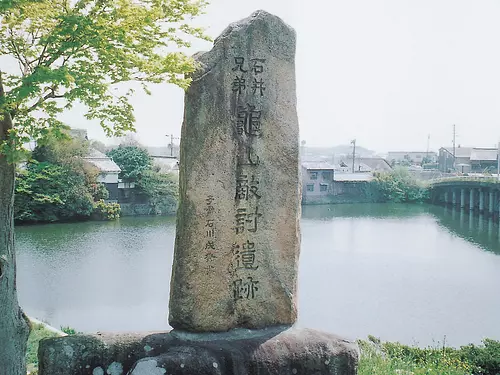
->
xmin=26 ymin=323 xmax=61 ymax=374
xmin=358 ymin=337 xmax=472 ymax=375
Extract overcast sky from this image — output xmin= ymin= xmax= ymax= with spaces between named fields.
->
xmin=43 ymin=1 xmax=500 ymax=152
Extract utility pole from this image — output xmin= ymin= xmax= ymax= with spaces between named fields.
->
xmin=351 ymin=139 xmax=356 ymax=173
xmin=452 ymin=124 xmax=456 ymax=165
xmin=426 ymin=134 xmax=430 ymax=161
xmin=166 ymin=134 xmax=180 ymax=157
xmin=497 ymin=140 xmax=500 ymax=180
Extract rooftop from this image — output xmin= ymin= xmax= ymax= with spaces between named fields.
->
xmin=301 ymin=162 xmax=336 ymax=170
xmin=334 ymin=172 xmax=373 ymax=182
xmin=470 ymin=148 xmax=498 ymax=161
xmin=84 ymin=148 xmax=121 ymax=173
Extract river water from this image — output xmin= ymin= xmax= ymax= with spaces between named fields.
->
xmin=15 ymin=203 xmax=500 ymax=347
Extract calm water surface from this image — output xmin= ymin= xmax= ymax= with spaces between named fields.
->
xmin=15 ymin=204 xmax=500 ymax=347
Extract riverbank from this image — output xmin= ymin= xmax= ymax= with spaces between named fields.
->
xmin=26 ymin=322 xmax=65 ymax=374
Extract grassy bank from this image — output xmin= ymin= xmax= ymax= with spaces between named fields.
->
xmin=26 ymin=323 xmax=61 ymax=374
xmin=359 ymin=336 xmax=500 ymax=375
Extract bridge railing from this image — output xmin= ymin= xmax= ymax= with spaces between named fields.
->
xmin=429 ymin=175 xmax=500 ymax=186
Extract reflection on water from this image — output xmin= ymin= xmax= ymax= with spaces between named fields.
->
xmin=429 ymin=206 xmax=500 ymax=255
xmin=15 ymin=205 xmax=500 ymax=347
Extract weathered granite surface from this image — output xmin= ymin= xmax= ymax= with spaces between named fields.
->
xmin=38 ymin=327 xmax=359 ymax=375
xmin=169 ymin=10 xmax=301 ymax=332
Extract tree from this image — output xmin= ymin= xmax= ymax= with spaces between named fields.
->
xmin=15 ymin=161 xmax=95 ymax=223
xmin=107 ymin=145 xmax=152 ymax=182
xmin=0 ymin=1 xmax=208 ymax=372
xmin=138 ymin=167 xmax=179 ymax=214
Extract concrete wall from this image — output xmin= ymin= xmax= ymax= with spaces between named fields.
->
xmin=120 ymin=202 xmax=177 ymax=216
xmin=302 ymin=181 xmax=380 ymax=204
xmin=97 ymin=172 xmax=119 ymax=184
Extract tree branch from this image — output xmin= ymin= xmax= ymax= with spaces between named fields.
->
xmin=25 ymin=87 xmax=64 ymax=113
xmin=8 ymin=28 xmax=32 ymax=76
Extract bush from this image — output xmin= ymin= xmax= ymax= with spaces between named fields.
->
xmin=358 ymin=338 xmax=471 ymax=375
xmin=137 ymin=169 xmax=178 ymax=214
xmin=459 ymin=339 xmax=500 ymax=375
xmin=92 ymin=200 xmax=121 ymax=220
xmin=15 ymin=162 xmax=94 ymax=223
xmin=372 ymin=167 xmax=429 ymax=203
xmin=358 ymin=337 xmax=500 ymax=375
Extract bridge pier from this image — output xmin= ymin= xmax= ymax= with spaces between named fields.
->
xmin=489 ymin=190 xmax=494 ymax=215
xmin=444 ymin=191 xmax=449 ymax=205
xmin=460 ymin=188 xmax=465 ymax=209
xmin=479 ymin=189 xmax=485 ymax=212
xmin=452 ymin=189 xmax=457 ymax=206
xmin=469 ymin=188 xmax=475 ymax=211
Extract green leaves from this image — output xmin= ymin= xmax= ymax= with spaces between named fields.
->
xmin=107 ymin=145 xmax=152 ymax=181
xmin=1 ymin=0 xmax=209 ymax=161
xmin=372 ymin=167 xmax=429 ymax=203
xmin=14 ymin=161 xmax=94 ymax=222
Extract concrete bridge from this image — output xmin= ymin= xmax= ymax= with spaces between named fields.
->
xmin=429 ymin=177 xmax=500 ymax=216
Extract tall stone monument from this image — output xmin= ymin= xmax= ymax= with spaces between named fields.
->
xmin=169 ymin=9 xmax=300 ymax=333
xmin=38 ymin=11 xmax=358 ymax=375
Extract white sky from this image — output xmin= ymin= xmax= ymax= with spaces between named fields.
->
xmin=19 ymin=1 xmax=500 ymax=152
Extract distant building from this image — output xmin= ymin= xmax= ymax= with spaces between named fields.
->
xmin=69 ymin=128 xmax=88 ymax=140
xmin=301 ymin=162 xmax=374 ymax=204
xmin=83 ymin=149 xmax=135 ymax=201
xmin=470 ymin=148 xmax=498 ymax=172
xmin=342 ymin=157 xmax=392 ymax=173
xmin=301 ymin=162 xmax=335 ymax=202
xmin=387 ymin=151 xmax=437 ymax=165
xmin=438 ymin=146 xmax=498 ymax=173
xmin=152 ymin=156 xmax=179 ymax=174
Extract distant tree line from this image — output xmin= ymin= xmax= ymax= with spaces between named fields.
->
xmin=14 ymin=134 xmax=178 ymax=224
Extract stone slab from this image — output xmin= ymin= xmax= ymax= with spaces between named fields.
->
xmin=38 ymin=327 xmax=359 ymax=375
xmin=169 ymin=10 xmax=301 ymax=332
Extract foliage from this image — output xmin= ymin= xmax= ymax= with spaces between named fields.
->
xmin=14 ymin=161 xmax=94 ymax=223
xmin=32 ymin=129 xmax=88 ymax=166
xmin=459 ymin=339 xmax=500 ymax=375
xmin=107 ymin=145 xmax=152 ymax=181
xmin=107 ymin=144 xmax=178 ymax=213
xmin=358 ymin=337 xmax=500 ymax=375
xmin=90 ymin=182 xmax=109 ymax=201
xmin=89 ymin=140 xmax=108 ymax=153
xmin=358 ymin=338 xmax=470 ymax=375
xmin=137 ymin=168 xmax=178 ymax=214
xmin=0 ymin=0 xmax=209 ymax=162
xmin=92 ymin=199 xmax=121 ymax=221
xmin=372 ymin=167 xmax=429 ymax=203
xmin=60 ymin=326 xmax=78 ymax=335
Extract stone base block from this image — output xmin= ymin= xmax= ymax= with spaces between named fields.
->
xmin=39 ymin=326 xmax=358 ymax=375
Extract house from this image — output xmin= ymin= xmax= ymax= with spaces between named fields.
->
xmin=356 ymin=157 xmax=392 ymax=172
xmin=152 ymin=156 xmax=179 ymax=174
xmin=83 ymin=149 xmax=134 ymax=201
xmin=387 ymin=151 xmax=437 ymax=165
xmin=302 ymin=162 xmax=375 ymax=204
xmin=470 ymin=148 xmax=498 ymax=172
xmin=301 ymin=162 xmax=335 ymax=203
xmin=438 ymin=146 xmax=497 ymax=173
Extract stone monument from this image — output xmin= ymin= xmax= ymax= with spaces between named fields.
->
xmin=39 ymin=11 xmax=358 ymax=375
xmin=169 ymin=8 xmax=300 ymax=333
